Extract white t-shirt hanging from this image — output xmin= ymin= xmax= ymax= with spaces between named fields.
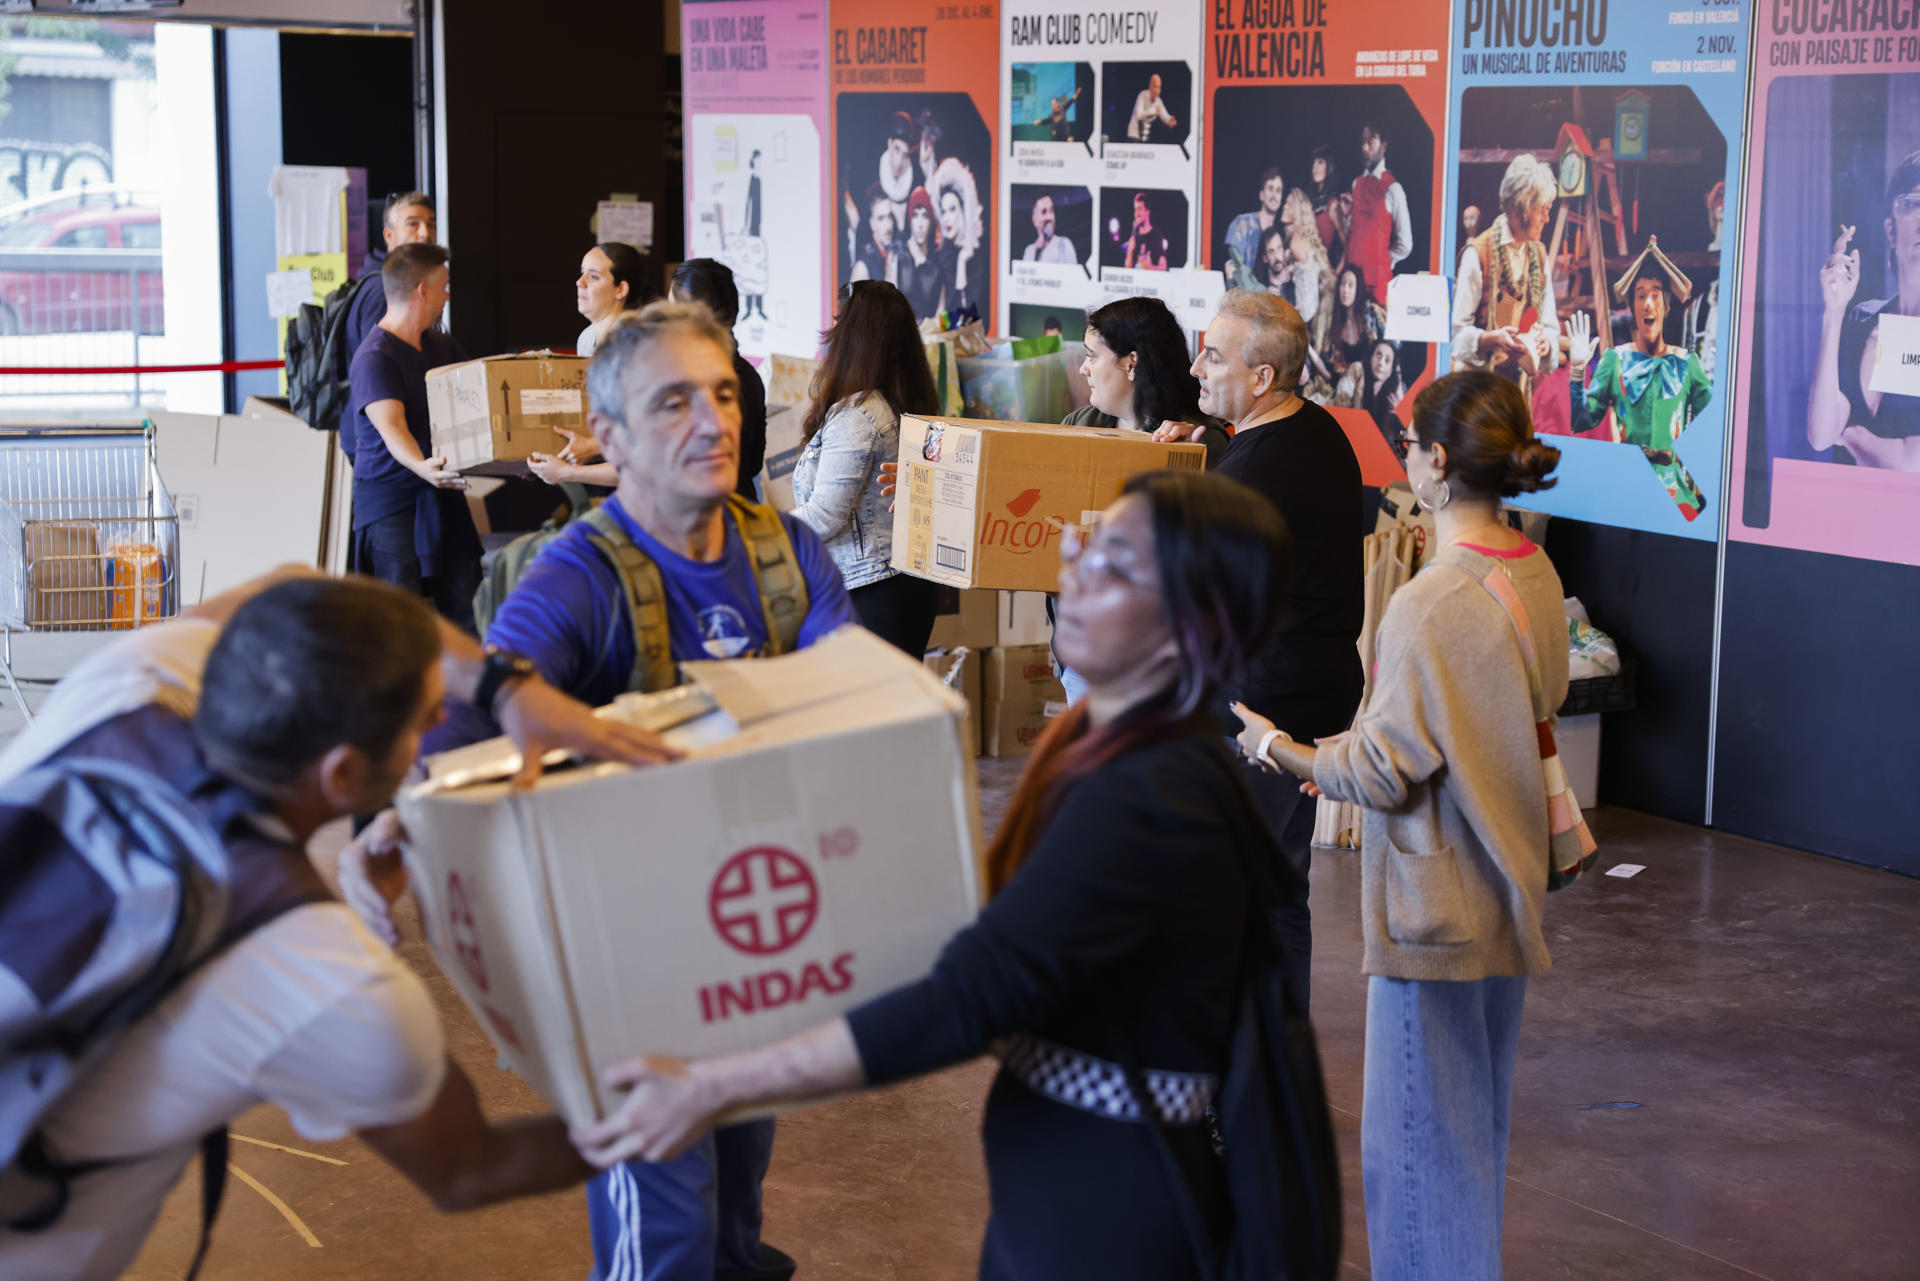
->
xmin=267 ymin=165 xmax=350 ymax=257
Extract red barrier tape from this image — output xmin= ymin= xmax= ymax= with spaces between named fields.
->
xmin=0 ymin=359 xmax=285 ymax=376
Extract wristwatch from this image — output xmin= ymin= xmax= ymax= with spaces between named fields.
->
xmin=475 ymin=647 xmax=537 ymax=719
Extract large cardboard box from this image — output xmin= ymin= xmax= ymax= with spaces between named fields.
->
xmin=153 ymin=405 xmax=335 ymax=603
xmin=397 ymin=629 xmax=984 ymax=1124
xmin=926 ymin=586 xmax=998 ymax=652
xmin=997 ymin=591 xmax=1051 ymax=646
xmin=757 ymin=405 xmax=805 ymax=511
xmin=427 ymin=352 xmax=589 ymax=475
xmin=891 ymin=416 xmax=1205 ymax=591
xmin=765 ymin=353 xmax=822 ymax=409
xmin=924 ymin=646 xmax=984 ymax=756
xmin=983 ymin=642 xmax=1068 ymax=758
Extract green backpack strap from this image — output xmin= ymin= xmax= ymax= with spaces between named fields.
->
xmin=724 ymin=492 xmax=810 ymax=656
xmin=578 ymin=506 xmax=680 ymax=694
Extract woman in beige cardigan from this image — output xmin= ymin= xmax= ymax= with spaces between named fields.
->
xmin=1233 ymin=369 xmax=1565 ymax=1281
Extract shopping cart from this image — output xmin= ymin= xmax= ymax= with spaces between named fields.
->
xmin=0 ymin=425 xmax=179 ymax=722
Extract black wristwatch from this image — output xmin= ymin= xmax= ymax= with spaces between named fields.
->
xmin=474 ymin=647 xmax=537 ymax=719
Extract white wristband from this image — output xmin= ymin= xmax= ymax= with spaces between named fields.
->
xmin=1256 ymin=728 xmax=1286 ymax=772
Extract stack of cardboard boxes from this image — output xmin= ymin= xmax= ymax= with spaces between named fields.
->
xmin=923 ymin=587 xmax=1065 ymax=758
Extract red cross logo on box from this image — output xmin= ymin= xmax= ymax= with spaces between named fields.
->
xmin=709 ymin=846 xmax=819 ymax=956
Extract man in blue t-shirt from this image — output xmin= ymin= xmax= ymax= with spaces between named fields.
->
xmin=348 ymin=241 xmax=482 ymax=632
xmin=340 ymin=191 xmax=439 ymax=464
xmin=433 ymin=301 xmax=855 ymax=1281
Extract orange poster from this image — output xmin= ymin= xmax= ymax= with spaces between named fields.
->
xmin=1203 ymin=0 xmax=1450 ymax=485
xmin=831 ymin=0 xmax=1001 ymax=326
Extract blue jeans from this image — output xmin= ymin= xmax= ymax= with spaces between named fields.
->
xmin=1362 ymin=975 xmax=1528 ymax=1281
xmin=586 ymin=1119 xmax=790 ymax=1281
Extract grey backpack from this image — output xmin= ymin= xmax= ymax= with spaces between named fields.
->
xmin=0 ymin=745 xmax=326 ymax=1276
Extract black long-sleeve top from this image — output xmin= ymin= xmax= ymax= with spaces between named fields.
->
xmin=848 ymin=725 xmax=1250 ymax=1088
xmin=1211 ymin=399 xmax=1364 ymax=742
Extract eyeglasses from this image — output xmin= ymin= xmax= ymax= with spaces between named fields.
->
xmin=1387 ymin=428 xmax=1419 ymax=462
xmin=1060 ymin=523 xmax=1152 ymax=590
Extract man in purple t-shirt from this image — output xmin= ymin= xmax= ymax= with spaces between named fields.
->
xmin=430 ymin=300 xmax=854 ymax=1281
xmin=347 ymin=242 xmax=480 ymax=631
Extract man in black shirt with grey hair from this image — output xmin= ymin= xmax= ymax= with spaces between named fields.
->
xmin=1171 ymin=288 xmax=1364 ymax=1000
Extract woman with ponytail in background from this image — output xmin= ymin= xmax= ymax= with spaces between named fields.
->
xmin=572 ymin=471 xmax=1299 ymax=1280
xmin=1233 ymin=369 xmax=1567 ymax=1281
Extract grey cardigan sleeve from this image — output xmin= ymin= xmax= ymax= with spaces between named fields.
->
xmin=1310 ymin=586 xmax=1453 ymax=810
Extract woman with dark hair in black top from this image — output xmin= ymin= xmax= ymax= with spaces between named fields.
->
xmin=1065 ymin=295 xmax=1230 ymax=465
xmin=574 ymin=470 xmax=1300 ymax=1281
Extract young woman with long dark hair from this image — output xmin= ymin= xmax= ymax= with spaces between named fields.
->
xmin=1067 ymin=296 xmax=1229 ymax=464
xmin=791 ymin=279 xmax=940 ymax=654
xmin=573 ymin=470 xmax=1298 ymax=1281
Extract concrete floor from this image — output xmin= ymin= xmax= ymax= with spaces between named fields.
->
xmin=55 ymin=745 xmax=1920 ymax=1281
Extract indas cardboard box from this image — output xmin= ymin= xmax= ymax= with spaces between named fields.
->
xmin=427 ymin=352 xmax=588 ymax=475
xmin=983 ymin=642 xmax=1068 ymax=758
xmin=397 ymin=629 xmax=984 ymax=1124
xmin=923 ymin=646 xmax=984 ymax=756
xmin=890 ymin=416 xmax=1205 ymax=592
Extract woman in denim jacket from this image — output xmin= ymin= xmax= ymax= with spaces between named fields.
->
xmin=792 ymin=280 xmax=941 ymax=654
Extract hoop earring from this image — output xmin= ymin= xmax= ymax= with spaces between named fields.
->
xmin=1414 ymin=476 xmax=1451 ymax=511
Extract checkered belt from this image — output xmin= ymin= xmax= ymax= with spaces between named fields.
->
xmin=1000 ymin=1033 xmax=1218 ymax=1126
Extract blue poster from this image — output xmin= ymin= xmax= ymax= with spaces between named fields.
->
xmin=1441 ymin=0 xmax=1751 ymax=538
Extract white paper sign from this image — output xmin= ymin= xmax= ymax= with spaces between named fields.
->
xmin=598 ymin=200 xmax=655 ymax=250
xmin=1867 ymin=312 xmax=1920 ymax=398
xmin=519 ymin=389 xmax=582 ymax=415
xmin=1604 ymin=863 xmax=1645 ymax=879
xmin=1166 ymin=268 xmax=1226 ymax=333
xmin=265 ymin=268 xmax=315 ymax=319
xmin=1385 ymin=273 xmax=1452 ymax=344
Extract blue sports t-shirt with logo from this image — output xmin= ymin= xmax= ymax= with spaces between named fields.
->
xmin=430 ymin=495 xmax=857 ymax=751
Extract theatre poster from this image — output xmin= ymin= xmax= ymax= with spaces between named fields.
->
xmin=1203 ymin=0 xmax=1452 ymax=487
xmin=831 ymin=0 xmax=1001 ymax=328
xmin=997 ymin=2 xmax=1208 ymax=343
xmin=1442 ymin=0 xmax=1752 ymax=538
xmin=1726 ymin=4 xmax=1920 ymax=567
xmin=682 ymin=0 xmax=832 ymax=363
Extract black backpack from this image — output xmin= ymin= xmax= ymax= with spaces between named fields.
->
xmin=285 ymin=275 xmax=370 ymax=433
xmin=1117 ymin=752 xmax=1344 ymax=1281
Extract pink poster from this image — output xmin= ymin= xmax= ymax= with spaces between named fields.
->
xmin=683 ymin=0 xmax=832 ymax=360
xmin=1728 ymin=19 xmax=1920 ymax=566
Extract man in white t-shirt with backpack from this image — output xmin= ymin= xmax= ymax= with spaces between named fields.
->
xmin=0 ymin=570 xmax=671 ymax=1281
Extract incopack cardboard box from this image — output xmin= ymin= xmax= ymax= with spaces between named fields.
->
xmin=427 ymin=352 xmax=588 ymax=475
xmin=926 ymin=586 xmax=998 ymax=652
xmin=983 ymin=642 xmax=1068 ymax=758
xmin=890 ymin=416 xmax=1205 ymax=591
xmin=397 ymin=629 xmax=984 ymax=1124
xmin=924 ymin=646 xmax=984 ymax=756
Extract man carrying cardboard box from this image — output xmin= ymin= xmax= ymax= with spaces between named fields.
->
xmin=426 ymin=300 xmax=855 ymax=1281
xmin=0 ymin=569 xmax=671 ymax=1281
xmin=348 ymin=242 xmax=484 ymax=632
